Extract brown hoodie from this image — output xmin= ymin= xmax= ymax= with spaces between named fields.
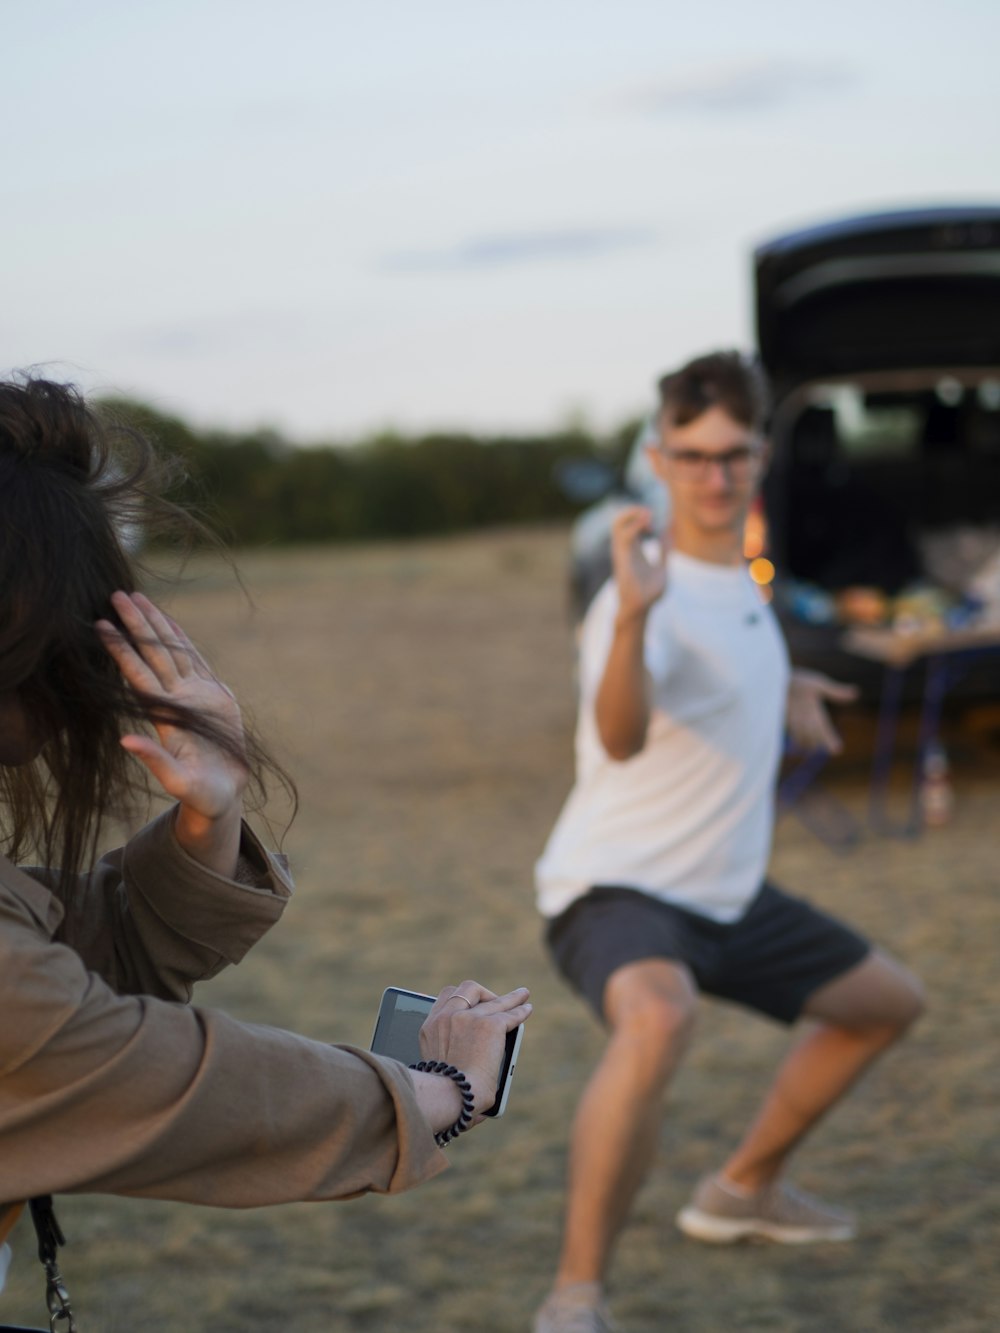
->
xmin=0 ymin=809 xmax=445 ymax=1211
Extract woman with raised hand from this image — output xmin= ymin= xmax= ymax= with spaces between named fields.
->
xmin=0 ymin=377 xmax=530 ymax=1239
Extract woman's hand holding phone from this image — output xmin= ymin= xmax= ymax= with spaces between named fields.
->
xmin=418 ymin=982 xmax=531 ymax=1119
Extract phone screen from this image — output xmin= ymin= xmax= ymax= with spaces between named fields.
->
xmin=370 ymin=988 xmax=434 ymax=1065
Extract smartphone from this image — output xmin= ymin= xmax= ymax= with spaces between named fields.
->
xmin=370 ymin=987 xmax=523 ymax=1118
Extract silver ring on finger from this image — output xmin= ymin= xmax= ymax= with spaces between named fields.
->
xmin=450 ymin=994 xmax=473 ymax=1009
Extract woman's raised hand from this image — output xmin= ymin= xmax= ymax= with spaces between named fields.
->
xmin=418 ymin=982 xmax=532 ymax=1118
xmin=97 ymin=591 xmax=248 ymax=873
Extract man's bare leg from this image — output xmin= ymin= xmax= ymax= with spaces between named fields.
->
xmin=554 ymin=958 xmax=698 ymax=1289
xmin=720 ymin=950 xmax=924 ymax=1191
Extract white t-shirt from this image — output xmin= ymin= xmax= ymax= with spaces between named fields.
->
xmin=535 ymin=549 xmax=789 ymax=923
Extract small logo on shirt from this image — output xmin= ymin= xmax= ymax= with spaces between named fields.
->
xmin=745 ymin=612 xmax=760 ymax=626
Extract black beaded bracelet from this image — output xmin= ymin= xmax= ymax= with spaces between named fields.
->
xmin=409 ymin=1060 xmax=475 ymax=1147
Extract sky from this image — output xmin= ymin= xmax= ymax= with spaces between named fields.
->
xmin=4 ymin=0 xmax=1000 ymax=441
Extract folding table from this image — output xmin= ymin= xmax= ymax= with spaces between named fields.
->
xmin=842 ymin=623 xmax=1000 ymax=836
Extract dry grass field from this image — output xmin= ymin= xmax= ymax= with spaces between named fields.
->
xmin=4 ymin=529 xmax=999 ymax=1332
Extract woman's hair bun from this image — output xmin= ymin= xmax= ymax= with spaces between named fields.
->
xmin=0 ymin=376 xmax=94 ymax=475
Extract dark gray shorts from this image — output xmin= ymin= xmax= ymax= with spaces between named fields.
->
xmin=545 ymin=882 xmax=871 ymax=1026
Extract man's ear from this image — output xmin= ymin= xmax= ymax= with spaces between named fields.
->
xmin=645 ymin=442 xmax=670 ymax=482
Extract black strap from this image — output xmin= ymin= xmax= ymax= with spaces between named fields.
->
xmin=25 ymin=1198 xmax=76 ymax=1333
xmin=27 ymin=1200 xmax=63 ymax=1270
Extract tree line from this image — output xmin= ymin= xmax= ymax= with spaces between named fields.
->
xmin=101 ymin=398 xmax=639 ymax=545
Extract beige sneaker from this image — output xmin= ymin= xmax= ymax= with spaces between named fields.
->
xmin=676 ymin=1174 xmax=856 ymax=1245
xmin=533 ymin=1282 xmax=618 ymax=1333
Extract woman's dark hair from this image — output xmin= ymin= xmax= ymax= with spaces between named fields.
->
xmin=658 ymin=350 xmax=769 ymax=434
xmin=0 ymin=375 xmax=294 ymax=898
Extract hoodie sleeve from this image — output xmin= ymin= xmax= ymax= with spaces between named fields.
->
xmin=0 ymin=874 xmax=447 ymax=1207
xmin=33 ymin=807 xmax=294 ymax=1002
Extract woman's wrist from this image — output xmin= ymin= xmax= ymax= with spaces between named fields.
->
xmin=173 ymin=802 xmax=244 ymax=878
xmin=409 ymin=1068 xmax=465 ymax=1135
xmin=410 ymin=1062 xmax=475 ymax=1147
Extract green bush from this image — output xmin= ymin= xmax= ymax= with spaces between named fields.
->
xmin=98 ymin=397 xmax=639 ymax=545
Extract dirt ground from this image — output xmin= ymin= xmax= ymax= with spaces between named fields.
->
xmin=4 ymin=529 xmax=998 ymax=1332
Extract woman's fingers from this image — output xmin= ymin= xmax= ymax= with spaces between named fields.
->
xmin=98 ymin=592 xmax=224 ymax=703
xmin=119 ymin=733 xmax=187 ymax=794
xmin=437 ymin=981 xmax=499 ymax=1008
xmin=162 ymin=610 xmax=217 ymax=682
xmin=497 ymin=999 xmax=533 ymax=1030
xmin=96 ymin=618 xmax=162 ymax=695
xmin=418 ymin=983 xmax=532 ymax=1116
xmin=104 ymin=592 xmax=182 ymax=686
xmin=437 ymin=983 xmax=528 ymax=1015
xmin=476 ymin=986 xmax=531 ymax=1018
xmin=114 ymin=591 xmax=197 ymax=681
xmin=432 ymin=985 xmax=531 ymax=1031
xmin=131 ymin=593 xmax=197 ymax=677
xmin=108 ymin=590 xmax=212 ymax=685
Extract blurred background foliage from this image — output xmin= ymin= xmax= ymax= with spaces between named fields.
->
xmin=101 ymin=397 xmax=640 ymax=544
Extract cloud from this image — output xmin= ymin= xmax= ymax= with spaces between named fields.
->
xmin=630 ymin=58 xmax=859 ymax=116
xmin=380 ymin=226 xmax=659 ymax=272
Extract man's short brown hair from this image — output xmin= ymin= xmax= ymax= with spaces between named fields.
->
xmin=657 ymin=351 xmax=769 ymax=434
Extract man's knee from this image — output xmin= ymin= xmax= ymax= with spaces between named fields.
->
xmin=604 ymin=961 xmax=698 ymax=1064
xmin=885 ymin=968 xmax=926 ymax=1034
xmin=861 ymin=958 xmax=926 ymax=1041
xmin=807 ymin=951 xmax=926 ymax=1039
xmin=615 ymin=991 xmax=697 ymax=1051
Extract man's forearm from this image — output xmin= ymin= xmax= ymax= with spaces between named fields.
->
xmin=595 ymin=611 xmax=652 ymax=760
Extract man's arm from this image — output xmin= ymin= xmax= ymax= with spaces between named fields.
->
xmin=595 ymin=608 xmax=654 ymax=760
xmin=593 ymin=507 xmax=668 ymax=761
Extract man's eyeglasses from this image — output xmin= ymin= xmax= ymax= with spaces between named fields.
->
xmin=661 ymin=444 xmax=762 ymax=481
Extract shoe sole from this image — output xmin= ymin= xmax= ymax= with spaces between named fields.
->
xmin=675 ymin=1206 xmax=856 ymax=1245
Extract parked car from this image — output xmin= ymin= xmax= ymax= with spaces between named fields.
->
xmin=566 ymin=204 xmax=1000 ymax=700
xmin=757 ymin=204 xmax=1000 ymax=696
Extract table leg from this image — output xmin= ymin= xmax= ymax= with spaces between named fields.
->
xmin=905 ymin=653 xmax=953 ymax=835
xmin=869 ymin=663 xmax=906 ymax=835
xmin=778 ymin=743 xmax=863 ymax=850
xmin=777 ymin=746 xmax=830 ymax=809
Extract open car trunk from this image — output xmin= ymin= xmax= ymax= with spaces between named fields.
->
xmin=755 ymin=206 xmax=1000 ymax=393
xmin=754 ymin=207 xmax=1000 ymax=699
